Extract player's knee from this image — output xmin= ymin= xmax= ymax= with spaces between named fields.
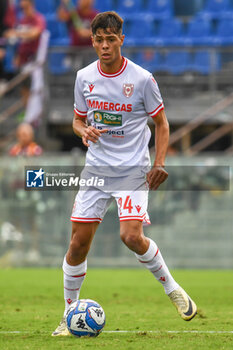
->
xmin=69 ymin=234 xmax=89 ymax=259
xmin=122 ymin=234 xmax=140 ymax=249
xmin=120 ymin=224 xmax=143 ymax=250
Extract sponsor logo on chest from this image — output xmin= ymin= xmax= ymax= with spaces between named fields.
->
xmin=87 ymin=99 xmax=132 ymax=112
xmin=96 ymin=126 xmax=125 ymax=138
xmin=94 ymin=111 xmax=122 ymax=126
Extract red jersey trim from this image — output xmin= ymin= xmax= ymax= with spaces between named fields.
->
xmin=70 ymin=216 xmax=102 ymax=223
xmin=120 ymin=217 xmax=144 ymax=222
xmin=144 ymin=216 xmax=151 ymax=225
xmin=149 ymin=104 xmax=164 ymax=118
xmin=71 ymin=273 xmax=86 ymax=278
xmin=97 ymin=57 xmax=127 ymax=78
xmin=119 ymin=214 xmax=146 ymax=221
xmin=138 ymin=249 xmax=159 ymax=263
xmin=148 ymin=103 xmax=164 ymax=115
xmin=74 ymin=108 xmax=87 ymax=118
xmin=120 ymin=214 xmax=145 ymax=218
xmin=148 ymin=103 xmax=163 ymax=115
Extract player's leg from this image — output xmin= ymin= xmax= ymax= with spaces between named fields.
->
xmin=52 ymin=221 xmax=99 ymax=337
xmin=120 ymin=220 xmax=179 ymax=294
xmin=120 ymin=220 xmax=197 ymax=320
xmin=117 ymin=191 xmax=180 ymax=294
xmin=64 ymin=221 xmax=99 ymax=311
xmin=52 ymin=188 xmax=112 ymax=336
xmin=117 ymin=191 xmax=197 ymax=321
xmin=62 ymin=187 xmax=111 ymax=314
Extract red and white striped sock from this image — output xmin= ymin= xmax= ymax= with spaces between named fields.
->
xmin=135 ymin=238 xmax=179 ymax=295
xmin=62 ymin=257 xmax=87 ymax=315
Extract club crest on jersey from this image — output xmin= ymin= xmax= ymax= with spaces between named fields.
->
xmin=123 ymin=84 xmax=134 ymax=98
xmin=89 ymin=83 xmax=95 ymax=92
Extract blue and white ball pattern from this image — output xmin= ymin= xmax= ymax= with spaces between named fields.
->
xmin=66 ymin=299 xmax=105 ymax=337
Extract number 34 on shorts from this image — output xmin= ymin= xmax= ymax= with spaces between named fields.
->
xmin=116 ymin=192 xmax=151 ymax=225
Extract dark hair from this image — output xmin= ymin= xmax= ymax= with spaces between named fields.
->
xmin=91 ymin=11 xmax=124 ymax=35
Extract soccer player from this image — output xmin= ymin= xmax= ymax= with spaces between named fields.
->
xmin=52 ymin=11 xmax=197 ymax=336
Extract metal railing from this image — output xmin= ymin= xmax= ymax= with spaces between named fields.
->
xmin=169 ymin=91 xmax=233 ymax=154
xmin=2 ymin=44 xmax=233 ymax=154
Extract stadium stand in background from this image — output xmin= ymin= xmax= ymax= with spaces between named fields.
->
xmin=2 ymin=0 xmax=233 ymax=75
xmin=1 ymin=0 xmax=233 ymax=154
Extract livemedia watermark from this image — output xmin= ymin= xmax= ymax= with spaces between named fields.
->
xmin=25 ymin=165 xmax=231 ymax=191
xmin=25 ymin=167 xmax=105 ymax=191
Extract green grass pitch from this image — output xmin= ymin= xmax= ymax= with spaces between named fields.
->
xmin=0 ymin=269 xmax=233 ymax=350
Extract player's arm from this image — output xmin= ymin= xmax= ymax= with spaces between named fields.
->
xmin=57 ymin=0 xmax=90 ymax=38
xmin=57 ymin=1 xmax=70 ymax=22
xmin=16 ymin=26 xmax=42 ymax=40
xmin=146 ymin=109 xmax=169 ymax=190
xmin=72 ymin=114 xmax=107 ymax=147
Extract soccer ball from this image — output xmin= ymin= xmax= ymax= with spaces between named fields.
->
xmin=66 ymin=299 xmax=106 ymax=337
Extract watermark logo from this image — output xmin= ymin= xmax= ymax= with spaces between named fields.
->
xmin=26 ymin=168 xmax=44 ymax=188
xmin=25 ymin=166 xmax=105 ymax=191
xmin=24 ymin=165 xmax=230 ymax=191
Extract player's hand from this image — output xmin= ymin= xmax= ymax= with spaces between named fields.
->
xmin=82 ymin=126 xmax=108 ymax=147
xmin=4 ymin=29 xmax=17 ymax=39
xmin=146 ymin=165 xmax=168 ymax=191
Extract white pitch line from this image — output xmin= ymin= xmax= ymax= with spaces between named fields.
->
xmin=104 ymin=330 xmax=233 ymax=334
xmin=0 ymin=330 xmax=233 ymax=335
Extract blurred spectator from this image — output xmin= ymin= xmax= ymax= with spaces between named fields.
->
xmin=5 ymin=0 xmax=46 ymax=67
xmin=7 ymin=122 xmax=43 ymax=263
xmin=0 ymin=0 xmax=16 ymax=79
xmin=4 ymin=0 xmax=48 ymax=126
xmin=57 ymin=0 xmax=98 ymax=46
xmin=9 ymin=123 xmax=43 ymax=156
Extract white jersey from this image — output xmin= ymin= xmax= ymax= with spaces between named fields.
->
xmin=74 ymin=57 xmax=164 ymax=171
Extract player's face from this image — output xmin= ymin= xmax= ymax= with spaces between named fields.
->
xmin=17 ymin=126 xmax=33 ymax=147
xmin=92 ymin=28 xmax=125 ymax=69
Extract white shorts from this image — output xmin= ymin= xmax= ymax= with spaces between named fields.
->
xmin=71 ymin=187 xmax=151 ymax=225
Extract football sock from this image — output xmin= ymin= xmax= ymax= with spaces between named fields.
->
xmin=63 ymin=257 xmax=87 ymax=315
xmin=135 ymin=238 xmax=179 ymax=295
